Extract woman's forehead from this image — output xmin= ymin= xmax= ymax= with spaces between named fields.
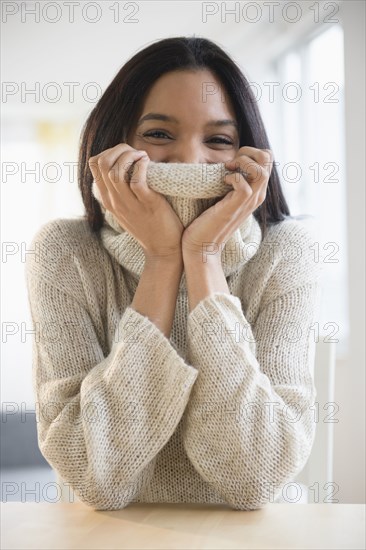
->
xmin=140 ymin=71 xmax=236 ymax=120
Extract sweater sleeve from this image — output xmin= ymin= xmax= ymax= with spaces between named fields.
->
xmin=182 ymin=228 xmax=322 ymax=510
xmin=25 ymin=272 xmax=198 ymax=511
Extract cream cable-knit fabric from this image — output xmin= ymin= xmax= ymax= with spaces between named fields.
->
xmin=25 ymin=161 xmax=322 ymax=511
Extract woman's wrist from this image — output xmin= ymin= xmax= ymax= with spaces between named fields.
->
xmin=182 ymin=251 xmax=229 ymax=312
xmin=144 ymin=251 xmax=183 ymax=269
xmin=182 ymin=245 xmax=222 ymax=268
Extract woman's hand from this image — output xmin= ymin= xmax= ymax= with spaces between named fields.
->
xmin=89 ymin=143 xmax=184 ymax=262
xmin=181 ymin=146 xmax=273 ymax=261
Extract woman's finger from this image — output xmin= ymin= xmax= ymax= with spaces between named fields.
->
xmin=235 ymin=146 xmax=273 ymax=168
xmin=107 ymin=150 xmax=148 ymax=193
xmin=89 ymin=143 xmax=132 ymax=183
xmin=89 ymin=142 xmax=137 ymax=165
xmin=223 ymin=149 xmax=272 ymax=213
xmin=128 ymin=155 xmax=154 ymax=201
xmin=226 ymin=153 xmax=272 ymax=195
xmin=90 ymin=147 xmax=149 ymax=210
xmin=224 ymin=155 xmax=265 ymax=191
xmin=89 ymin=143 xmax=133 ymax=205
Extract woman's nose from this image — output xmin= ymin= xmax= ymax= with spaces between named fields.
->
xmin=164 ymin=143 xmax=206 ymax=164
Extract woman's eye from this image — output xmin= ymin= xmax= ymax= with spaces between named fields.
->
xmin=142 ymin=131 xmax=234 ymax=145
xmin=209 ymin=137 xmax=234 ymax=145
xmin=143 ymin=131 xmax=170 ymax=139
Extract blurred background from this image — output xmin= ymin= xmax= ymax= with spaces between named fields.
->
xmin=1 ymin=0 xmax=364 ymax=504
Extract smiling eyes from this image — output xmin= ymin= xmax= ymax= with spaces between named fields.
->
xmin=142 ymin=130 xmax=234 ymax=145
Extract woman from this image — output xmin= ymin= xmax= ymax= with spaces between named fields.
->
xmin=25 ymin=36 xmax=321 ymax=510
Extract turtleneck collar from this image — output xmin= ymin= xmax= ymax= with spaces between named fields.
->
xmin=92 ymin=161 xmax=262 ymax=293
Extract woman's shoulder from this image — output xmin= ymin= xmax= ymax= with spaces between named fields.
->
xmin=263 ymin=214 xmax=319 ymax=247
xmin=25 ymin=216 xmax=107 ymax=289
xmin=29 ymin=215 xmax=96 ymax=241
xmin=255 ymin=214 xmax=322 ymax=294
xmin=261 ymin=215 xmax=320 ymax=266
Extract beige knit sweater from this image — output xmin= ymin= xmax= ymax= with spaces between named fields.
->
xmin=25 ymin=161 xmax=322 ymax=511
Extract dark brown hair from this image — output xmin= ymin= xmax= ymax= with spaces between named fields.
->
xmin=78 ymin=36 xmax=291 ymax=238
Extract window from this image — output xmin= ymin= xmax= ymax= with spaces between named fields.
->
xmin=253 ymin=25 xmax=349 ymax=357
xmin=259 ymin=24 xmax=348 ymax=359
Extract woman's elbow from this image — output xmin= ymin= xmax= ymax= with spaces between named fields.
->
xmin=72 ymin=481 xmax=138 ymax=511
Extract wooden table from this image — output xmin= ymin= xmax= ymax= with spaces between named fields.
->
xmin=1 ymin=502 xmax=365 ymax=549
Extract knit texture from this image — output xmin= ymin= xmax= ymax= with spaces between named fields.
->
xmin=91 ymin=161 xmax=263 ymax=290
xmin=25 ymin=161 xmax=323 ymax=511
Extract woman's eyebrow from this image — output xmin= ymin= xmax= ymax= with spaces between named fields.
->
xmin=137 ymin=113 xmax=178 ymax=125
xmin=206 ymin=119 xmax=238 ymax=129
xmin=137 ymin=112 xmax=238 ymax=129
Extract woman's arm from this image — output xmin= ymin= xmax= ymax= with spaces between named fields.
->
xmin=25 ymin=221 xmax=198 ymax=511
xmin=181 ymin=222 xmax=322 ymax=510
xmin=183 ymin=252 xmax=229 ymax=313
xmin=180 ymin=147 xmax=273 ymax=312
xmin=131 ymin=255 xmax=183 ymax=338
xmin=90 ymin=146 xmax=188 ymax=339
